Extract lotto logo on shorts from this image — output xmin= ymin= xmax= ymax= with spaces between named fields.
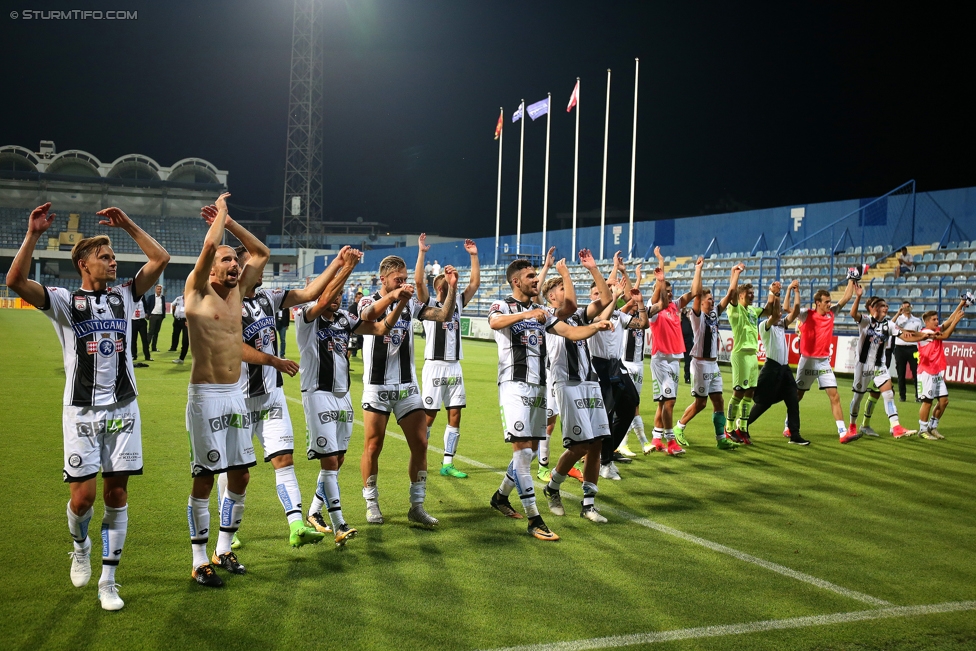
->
xmin=433 ymin=376 xmax=461 ymax=387
xmin=519 ymin=395 xmax=546 ymax=408
xmin=318 ymin=410 xmax=353 ymax=424
xmin=573 ymin=398 xmax=605 ymax=410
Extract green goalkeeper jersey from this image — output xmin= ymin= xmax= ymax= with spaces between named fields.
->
xmin=727 ymin=304 xmax=763 ymax=352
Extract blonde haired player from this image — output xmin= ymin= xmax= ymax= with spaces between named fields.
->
xmin=915 ymin=296 xmax=971 ymax=439
xmin=6 ymin=203 xmax=170 ymax=609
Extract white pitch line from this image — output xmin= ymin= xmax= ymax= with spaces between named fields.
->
xmin=478 ymin=600 xmax=976 ymax=651
xmin=284 ymin=395 xmax=887 ymax=605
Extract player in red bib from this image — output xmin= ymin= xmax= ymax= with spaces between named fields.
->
xmin=915 ymin=297 xmax=970 ymax=439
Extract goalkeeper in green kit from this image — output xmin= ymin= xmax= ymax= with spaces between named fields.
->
xmin=725 ymin=268 xmax=779 ymax=444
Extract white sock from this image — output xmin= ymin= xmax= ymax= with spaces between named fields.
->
xmin=850 ymin=392 xmax=864 ymax=422
xmin=309 ymin=469 xmax=329 ymax=515
xmin=363 ymin=474 xmax=379 ymax=505
xmin=546 ymin=469 xmax=567 ymax=492
xmin=498 ymin=462 xmax=517 ymax=496
xmin=216 ymin=490 xmax=245 ymax=556
xmin=409 ymin=471 xmax=427 ymax=506
xmin=321 ymin=469 xmax=344 ymax=529
xmin=512 ymin=448 xmax=539 ymax=518
xmin=836 ymin=420 xmax=847 ymax=436
xmin=217 ymin=472 xmax=228 ymax=507
xmin=539 ymin=436 xmax=550 ymax=467
xmin=919 ymin=419 xmax=929 ymax=432
xmin=443 ymin=426 xmax=460 ymax=465
xmin=67 ymin=502 xmax=93 ymax=552
xmin=188 ymin=496 xmax=210 ymax=569
xmin=881 ymin=389 xmax=899 ymax=426
xmin=99 ymin=505 xmax=127 ymax=584
xmin=664 ymin=428 xmax=675 ymax=442
xmin=652 ymin=427 xmax=663 ymax=440
xmin=274 ymin=465 xmax=303 ymax=525
xmin=582 ymin=481 xmax=598 ymax=508
xmin=930 ymin=417 xmax=939 ymax=429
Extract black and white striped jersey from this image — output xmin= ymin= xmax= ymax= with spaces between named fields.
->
xmin=42 ymin=283 xmax=140 ymax=407
xmin=689 ymin=306 xmax=723 ymax=359
xmin=623 ymin=326 xmax=646 ymax=364
xmin=545 ymin=307 xmax=598 ymax=386
xmin=488 ymin=296 xmax=557 ymax=385
xmin=240 ymin=288 xmax=288 ymax=398
xmin=588 ymin=309 xmax=632 ymax=360
xmin=358 ymin=293 xmax=427 ymax=386
xmin=296 ymin=307 xmax=361 ymax=394
xmin=855 ymin=316 xmax=901 ymax=367
xmin=423 ymin=296 xmax=463 ymax=361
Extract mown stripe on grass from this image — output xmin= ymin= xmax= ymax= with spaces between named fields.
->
xmin=284 ymin=396 xmax=892 ymax=608
xmin=478 ymin=601 xmax=976 ymax=651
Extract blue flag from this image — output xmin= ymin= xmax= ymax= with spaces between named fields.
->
xmin=511 ymin=102 xmax=524 ymax=123
xmin=527 ymin=97 xmax=550 ymax=121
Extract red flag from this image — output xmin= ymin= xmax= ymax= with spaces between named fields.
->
xmin=493 ymin=110 xmax=503 ymax=140
xmin=567 ymin=79 xmax=579 ymax=112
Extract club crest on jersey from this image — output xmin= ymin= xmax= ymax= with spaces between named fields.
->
xmin=521 ymin=333 xmax=539 ymax=346
xmin=108 ymin=295 xmax=122 ymax=306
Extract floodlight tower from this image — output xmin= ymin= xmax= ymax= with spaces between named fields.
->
xmin=281 ymin=0 xmax=324 ymax=249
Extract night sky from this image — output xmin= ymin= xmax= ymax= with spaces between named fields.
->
xmin=3 ymin=1 xmax=972 ymax=238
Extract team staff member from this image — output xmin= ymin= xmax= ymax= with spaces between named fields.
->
xmin=170 ymin=293 xmax=189 ymax=363
xmin=6 ymin=202 xmax=170 ymax=610
xmin=146 ymin=285 xmax=166 ymax=352
xmin=131 ymin=295 xmax=151 ymax=364
xmin=892 ymin=301 xmax=922 ymax=402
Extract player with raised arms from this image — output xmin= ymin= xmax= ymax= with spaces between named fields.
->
xmin=5 ymin=203 xmax=170 ymax=610
xmin=847 ymin=285 xmax=925 ymax=439
xmin=413 ymin=234 xmax=481 ymax=479
xmin=183 ymin=193 xmax=270 ymax=587
xmin=297 ymin=245 xmax=406 ymax=545
xmin=357 ymin=255 xmax=458 ymax=527
xmin=792 ymin=278 xmax=855 ymax=442
xmin=536 ymin=257 xmax=616 ymax=522
xmin=915 ymin=295 xmax=971 ymax=439
xmin=673 ymin=257 xmax=742 ymax=449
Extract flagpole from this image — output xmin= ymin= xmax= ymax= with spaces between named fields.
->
xmin=600 ymin=69 xmax=611 ymax=260
xmin=495 ymin=106 xmax=503 ymax=266
xmin=542 ymin=93 xmax=551 ymax=258
xmin=572 ymin=79 xmax=580 ymax=256
xmin=516 ymin=99 xmax=525 ymax=256
xmin=628 ymin=59 xmax=639 ymax=260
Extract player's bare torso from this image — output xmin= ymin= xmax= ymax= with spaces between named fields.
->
xmin=185 ymin=282 xmax=244 ymax=385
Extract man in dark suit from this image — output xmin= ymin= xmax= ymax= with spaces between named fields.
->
xmin=146 ymin=284 xmax=166 ymax=352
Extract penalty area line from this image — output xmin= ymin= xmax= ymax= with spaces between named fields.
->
xmin=284 ymin=397 xmax=887 ymax=606
xmin=477 ymin=600 xmax=976 ymax=651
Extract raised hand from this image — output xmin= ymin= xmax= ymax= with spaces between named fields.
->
xmin=854 ymin=282 xmax=864 ymax=297
xmin=611 ymin=283 xmax=624 ymax=299
xmin=544 ymin=246 xmax=556 ymax=268
xmin=200 ymin=204 xmax=218 ymax=225
xmin=733 ymin=263 xmax=746 ymax=273
xmin=215 ymin=192 xmax=231 ymax=213
xmin=635 ymin=262 xmax=643 ymax=279
xmin=555 ymin=258 xmax=569 ymax=275
xmin=463 ymin=239 xmax=478 ymax=255
xmin=578 ymin=249 xmax=596 ymax=269
xmin=27 ymin=203 xmax=56 ymax=235
xmin=95 ymin=207 xmax=132 ymax=228
xmin=342 ymin=247 xmax=363 ymax=265
xmin=614 ymin=250 xmax=624 ymax=267
xmin=654 ymin=246 xmax=663 ymax=261
xmin=630 ymin=288 xmax=644 ymax=303
xmin=770 ymin=281 xmax=782 ymax=295
xmin=593 ymin=320 xmax=615 ymax=332
xmin=418 ymin=233 xmax=430 ymax=253
xmin=789 ymin=279 xmax=800 ymax=290
xmin=696 ymin=256 xmax=704 ymax=267
xmin=654 ymin=266 xmax=665 ymax=282
xmin=445 ymin=265 xmax=459 ymax=287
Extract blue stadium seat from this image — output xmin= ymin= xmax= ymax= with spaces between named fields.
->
xmin=922 ymin=253 xmax=934 ymax=262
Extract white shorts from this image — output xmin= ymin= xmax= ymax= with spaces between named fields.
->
xmin=62 ymin=398 xmax=143 ymax=483
xmin=303 ymin=390 xmax=354 ymax=459
xmin=852 ymin=363 xmax=892 ymax=394
xmin=546 ymin=376 xmax=559 ymax=418
xmin=245 ymin=387 xmax=293 ymax=461
xmin=623 ymin=360 xmax=644 ymax=395
xmin=186 ymin=383 xmax=255 ymax=477
xmin=918 ymin=371 xmax=949 ymax=400
xmin=650 ymin=355 xmax=680 ymax=402
xmin=795 ymin=356 xmax=837 ymax=391
xmin=499 ymin=381 xmax=548 ymax=442
xmin=556 ymin=381 xmax=610 ymax=448
xmin=421 ymin=360 xmax=466 ymax=410
xmin=362 ymin=382 xmax=424 ymax=421
xmin=691 ymin=358 xmax=723 ymax=397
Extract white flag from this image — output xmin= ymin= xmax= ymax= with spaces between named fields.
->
xmin=512 ymin=102 xmax=524 ymax=123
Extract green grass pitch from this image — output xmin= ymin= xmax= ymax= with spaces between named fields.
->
xmin=1 ymin=307 xmax=975 ymax=651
